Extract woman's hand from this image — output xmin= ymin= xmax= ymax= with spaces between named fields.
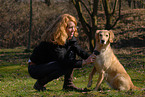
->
xmin=82 ymin=54 xmax=96 ymax=65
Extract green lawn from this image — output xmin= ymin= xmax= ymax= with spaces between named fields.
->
xmin=0 ymin=47 xmax=145 ymax=97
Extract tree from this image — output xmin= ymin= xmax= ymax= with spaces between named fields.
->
xmin=127 ymin=0 xmax=144 ymax=9
xmin=26 ymin=0 xmax=32 ymax=51
xmin=102 ymin=0 xmax=121 ymax=30
xmin=72 ymin=0 xmax=121 ymax=52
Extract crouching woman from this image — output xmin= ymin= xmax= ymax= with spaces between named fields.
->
xmin=28 ymin=14 xmax=98 ymax=91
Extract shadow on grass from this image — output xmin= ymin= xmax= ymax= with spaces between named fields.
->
xmin=0 ymin=50 xmax=31 ymax=67
xmin=113 ymin=28 xmax=145 ymax=48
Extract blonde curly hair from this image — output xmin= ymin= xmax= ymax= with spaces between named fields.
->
xmin=41 ymin=14 xmax=78 ymax=45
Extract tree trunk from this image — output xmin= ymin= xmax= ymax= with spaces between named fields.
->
xmin=72 ymin=0 xmax=99 ymax=52
xmin=27 ymin=0 xmax=32 ymax=51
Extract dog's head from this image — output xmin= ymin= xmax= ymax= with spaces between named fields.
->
xmin=95 ymin=30 xmax=114 ymax=45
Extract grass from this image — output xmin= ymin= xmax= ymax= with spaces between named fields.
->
xmin=0 ymin=47 xmax=145 ymax=97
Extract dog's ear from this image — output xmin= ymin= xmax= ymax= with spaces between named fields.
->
xmin=96 ymin=30 xmax=101 ymax=34
xmin=95 ymin=30 xmax=101 ymax=42
xmin=109 ymin=30 xmax=114 ymax=43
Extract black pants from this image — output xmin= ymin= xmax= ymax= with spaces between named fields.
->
xmin=28 ymin=61 xmax=72 ymax=83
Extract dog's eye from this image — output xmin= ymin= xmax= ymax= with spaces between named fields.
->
xmin=106 ymin=35 xmax=108 ymax=37
xmin=99 ymin=34 xmax=102 ymax=37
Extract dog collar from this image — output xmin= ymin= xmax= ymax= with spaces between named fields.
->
xmin=93 ymin=50 xmax=100 ymax=55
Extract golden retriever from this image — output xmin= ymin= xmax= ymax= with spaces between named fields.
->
xmin=87 ymin=30 xmax=140 ymax=91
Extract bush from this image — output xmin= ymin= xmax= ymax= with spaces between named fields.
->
xmin=0 ymin=0 xmax=76 ymax=48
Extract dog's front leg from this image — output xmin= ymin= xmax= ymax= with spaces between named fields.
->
xmin=94 ymin=70 xmax=105 ymax=91
xmin=87 ymin=67 xmax=97 ymax=87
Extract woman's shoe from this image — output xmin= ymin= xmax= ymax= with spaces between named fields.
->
xmin=33 ymin=81 xmax=46 ymax=91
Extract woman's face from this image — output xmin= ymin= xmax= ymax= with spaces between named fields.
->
xmin=66 ymin=21 xmax=76 ymax=39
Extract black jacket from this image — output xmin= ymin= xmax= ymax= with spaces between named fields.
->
xmin=30 ymin=37 xmax=90 ymax=68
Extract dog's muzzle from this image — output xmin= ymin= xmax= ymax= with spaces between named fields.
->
xmin=101 ymin=40 xmax=106 ymax=44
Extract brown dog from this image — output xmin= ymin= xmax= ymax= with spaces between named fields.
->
xmin=87 ymin=30 xmax=140 ymax=91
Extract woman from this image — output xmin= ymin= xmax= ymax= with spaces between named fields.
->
xmin=28 ymin=14 xmax=98 ymax=91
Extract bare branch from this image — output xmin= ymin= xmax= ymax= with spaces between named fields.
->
xmin=79 ymin=0 xmax=92 ymax=16
xmin=112 ymin=0 xmax=118 ymax=15
xmin=92 ymin=0 xmax=99 ymax=27
xmin=73 ymin=0 xmax=90 ymax=34
xmin=111 ymin=0 xmax=121 ymax=29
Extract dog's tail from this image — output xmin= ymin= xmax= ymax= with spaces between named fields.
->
xmin=131 ymin=85 xmax=145 ymax=91
xmin=132 ymin=86 xmax=140 ymax=90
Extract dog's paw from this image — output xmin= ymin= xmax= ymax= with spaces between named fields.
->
xmin=87 ymin=80 xmax=92 ymax=87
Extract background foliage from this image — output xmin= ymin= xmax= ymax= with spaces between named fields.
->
xmin=0 ymin=0 xmax=145 ymax=50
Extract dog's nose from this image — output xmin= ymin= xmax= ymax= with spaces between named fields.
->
xmin=101 ymin=40 xmax=105 ymax=44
